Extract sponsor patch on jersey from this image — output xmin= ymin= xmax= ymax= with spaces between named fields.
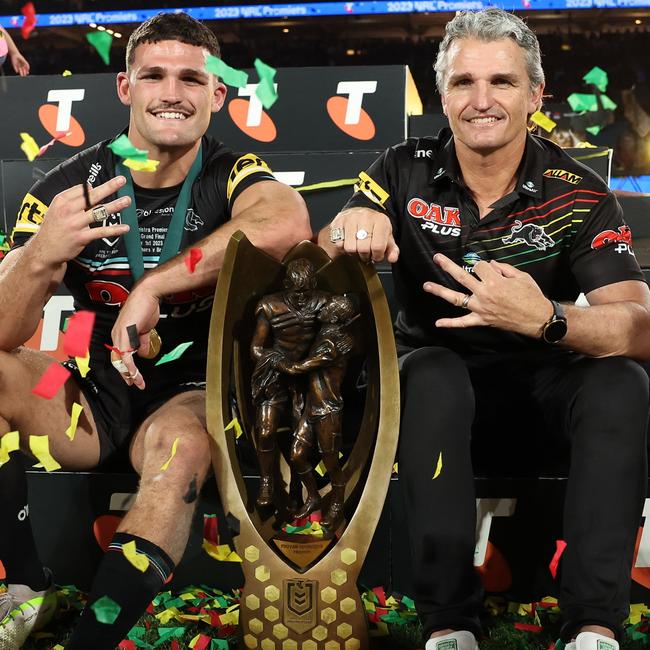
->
xmin=12 ymin=192 xmax=48 ymax=237
xmin=591 ymin=225 xmax=632 ymax=250
xmin=543 ymin=168 xmax=582 ymax=185
xmin=354 ymin=171 xmax=389 ymax=208
xmin=226 ymin=154 xmax=273 ymax=201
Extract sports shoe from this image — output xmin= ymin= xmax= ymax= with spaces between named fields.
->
xmin=564 ymin=631 xmax=619 ymax=650
xmin=425 ymin=630 xmax=479 ymax=650
xmin=0 ymin=570 xmax=57 ymax=650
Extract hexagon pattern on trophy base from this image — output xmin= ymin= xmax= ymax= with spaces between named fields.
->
xmin=321 ymin=586 xmax=337 ymax=604
xmin=312 ymin=625 xmax=328 ymax=641
xmin=337 ymin=622 xmax=353 ymax=639
xmin=330 ymin=569 xmax=347 ymax=586
xmin=345 ymin=640 xmax=361 ymax=650
xmin=261 ymin=640 xmax=276 ymax=650
xmin=282 ymin=641 xmax=298 ymax=650
xmin=302 ymin=641 xmax=317 ymax=650
xmin=340 ymin=548 xmax=357 ymax=566
xmin=265 ymin=585 xmax=281 ymax=602
xmin=245 ymin=545 xmax=260 ymax=563
xmin=265 ymin=605 xmax=280 ymax=622
xmin=325 ymin=642 xmax=341 ymax=650
xmin=321 ymin=607 xmax=337 ymax=624
xmin=244 ymin=634 xmax=258 ymax=648
xmin=245 ymin=593 xmax=261 ymax=610
xmin=255 ymin=565 xmax=271 ymax=582
xmin=249 ymin=618 xmax=264 ymax=635
xmin=340 ymin=597 xmax=357 ymax=614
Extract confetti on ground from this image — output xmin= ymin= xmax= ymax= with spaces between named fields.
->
xmin=202 ymin=541 xmax=242 ymax=563
xmin=432 ymin=451 xmax=443 ymax=479
xmin=123 ymin=540 xmax=150 ymax=573
xmin=155 ymin=341 xmax=194 ymax=366
xmin=204 ymin=55 xmax=248 ymax=88
xmin=254 ymin=58 xmax=278 ymax=109
xmin=86 ymin=30 xmax=113 ymax=65
xmin=64 ymin=310 xmax=95 ymax=357
xmin=91 ymin=595 xmax=121 ymax=624
xmin=160 ymin=437 xmax=180 ymax=471
xmin=29 ymin=435 xmax=61 ymax=472
xmin=0 ymin=431 xmax=19 ymax=468
xmin=65 ymin=402 xmax=84 ymax=441
xmin=184 ymin=248 xmax=203 ymax=274
xmin=31 ymin=363 xmax=71 ymax=399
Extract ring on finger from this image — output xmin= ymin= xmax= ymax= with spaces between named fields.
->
xmin=356 ymin=228 xmax=370 ymax=241
xmin=127 ymin=369 xmax=141 ymax=380
xmin=329 ymin=226 xmax=345 ymax=243
xmin=461 ymin=293 xmax=472 ymax=309
xmin=91 ymin=204 xmax=109 ymax=224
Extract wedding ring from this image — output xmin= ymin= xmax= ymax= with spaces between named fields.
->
xmin=91 ymin=204 xmax=109 ymax=223
xmin=140 ymin=328 xmax=162 ymax=360
xmin=461 ymin=293 xmax=472 ymax=309
xmin=356 ymin=229 xmax=369 ymax=241
xmin=127 ymin=369 xmax=141 ymax=381
xmin=329 ymin=226 xmax=345 ymax=243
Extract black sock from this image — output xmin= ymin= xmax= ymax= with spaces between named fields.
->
xmin=65 ymin=533 xmax=174 ymax=650
xmin=0 ymin=453 xmax=47 ymax=590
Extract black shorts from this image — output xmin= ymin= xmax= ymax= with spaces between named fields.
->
xmin=62 ymin=355 xmax=206 ymax=466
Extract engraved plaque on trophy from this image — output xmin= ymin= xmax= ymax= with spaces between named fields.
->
xmin=207 ymin=233 xmax=399 ymax=649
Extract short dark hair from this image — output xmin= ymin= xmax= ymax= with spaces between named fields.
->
xmin=284 ymin=259 xmax=317 ymax=290
xmin=126 ymin=12 xmax=220 ymax=69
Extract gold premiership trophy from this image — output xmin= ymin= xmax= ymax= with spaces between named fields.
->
xmin=206 ymin=233 xmax=399 ymax=649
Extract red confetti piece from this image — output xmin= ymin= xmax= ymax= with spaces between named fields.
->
xmin=32 ymin=363 xmax=71 ymax=399
xmin=63 ymin=310 xmax=95 ymax=357
xmin=171 ymin=642 xmax=180 ymax=650
xmin=21 ymin=2 xmax=37 ymax=40
xmin=194 ymin=635 xmax=211 ymax=650
xmin=203 ymin=514 xmax=219 ymax=545
xmin=372 ymin=586 xmax=387 ymax=607
xmin=118 ymin=642 xmax=136 ymax=650
xmin=37 ymin=131 xmax=72 ymax=157
xmin=309 ymin=511 xmax=322 ymax=523
xmin=184 ymin=247 xmax=203 ymax=273
xmin=146 ymin=602 xmax=154 ymax=614
xmin=514 ymin=622 xmax=543 ymax=633
xmin=549 ymin=539 xmax=567 ymax=579
xmin=208 ymin=609 xmax=221 ymax=627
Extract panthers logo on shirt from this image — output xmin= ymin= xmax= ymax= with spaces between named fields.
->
xmin=12 ymin=193 xmax=48 ymax=238
xmin=226 ymin=154 xmax=273 ymax=201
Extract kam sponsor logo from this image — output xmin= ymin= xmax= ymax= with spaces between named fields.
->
xmin=543 ymin=168 xmax=583 ymax=185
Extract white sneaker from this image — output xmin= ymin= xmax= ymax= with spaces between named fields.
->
xmin=0 ymin=571 xmax=57 ymax=650
xmin=425 ymin=630 xmax=479 ymax=650
xmin=564 ymin=631 xmax=619 ymax=650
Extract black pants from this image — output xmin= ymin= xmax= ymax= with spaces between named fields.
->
xmin=398 ymin=347 xmax=649 ymax=641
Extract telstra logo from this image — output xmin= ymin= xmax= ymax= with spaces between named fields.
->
xmin=228 ymin=83 xmax=278 ymax=142
xmin=38 ymin=88 xmax=86 ymax=147
xmin=327 ymin=81 xmax=377 ymax=140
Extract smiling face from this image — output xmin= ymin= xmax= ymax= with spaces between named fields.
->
xmin=440 ymin=37 xmax=543 ymax=157
xmin=116 ymin=39 xmax=226 ymax=152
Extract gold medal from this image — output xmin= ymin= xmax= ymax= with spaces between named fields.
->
xmin=141 ymin=328 xmax=162 ymax=359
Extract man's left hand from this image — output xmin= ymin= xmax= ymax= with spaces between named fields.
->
xmin=110 ymin=287 xmax=161 ymax=389
xmin=423 ymin=254 xmax=553 ymax=338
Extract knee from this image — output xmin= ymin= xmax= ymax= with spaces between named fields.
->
xmin=401 ymin=347 xmax=474 ymax=413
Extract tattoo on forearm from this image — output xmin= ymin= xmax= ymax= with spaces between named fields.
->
xmin=182 ymin=474 xmax=198 ymax=504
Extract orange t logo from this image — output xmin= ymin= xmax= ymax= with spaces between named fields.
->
xmin=327 ymin=81 xmax=377 ymax=140
xmin=228 ymin=84 xmax=277 ymax=142
xmin=38 ymin=88 xmax=86 ymax=147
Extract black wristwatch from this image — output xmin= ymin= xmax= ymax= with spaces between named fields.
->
xmin=541 ymin=300 xmax=568 ymax=344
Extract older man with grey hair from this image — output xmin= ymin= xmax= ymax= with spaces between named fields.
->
xmin=319 ymin=8 xmax=650 ymax=650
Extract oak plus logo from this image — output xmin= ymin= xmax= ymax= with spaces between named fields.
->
xmin=228 ymin=83 xmax=278 ymax=142
xmin=38 ymin=88 xmax=86 ymax=147
xmin=327 ymin=81 xmax=377 ymax=140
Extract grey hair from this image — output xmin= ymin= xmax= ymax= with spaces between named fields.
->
xmin=434 ymin=8 xmax=545 ymax=94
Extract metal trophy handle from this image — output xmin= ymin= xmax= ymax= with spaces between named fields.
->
xmin=206 ymin=233 xmax=399 ymax=649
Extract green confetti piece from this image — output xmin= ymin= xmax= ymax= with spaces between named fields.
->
xmin=567 ymin=93 xmax=617 ymax=113
xmin=91 ymin=595 xmax=121 ymax=624
xmin=211 ymin=639 xmax=230 ymax=650
xmin=154 ymin=627 xmax=186 ymax=646
xmin=585 ymin=125 xmax=602 ymax=136
xmin=254 ymin=58 xmax=278 ymax=109
xmin=0 ymin=233 xmax=5 ymax=246
xmin=401 ymin=595 xmax=415 ymax=610
xmin=128 ymin=626 xmax=147 ymax=638
xmin=155 ymin=341 xmax=194 ymax=365
xmin=162 ymin=597 xmax=186 ymax=609
xmin=61 ymin=316 xmax=70 ymax=333
xmin=86 ymin=31 xmax=113 ymax=66
xmin=204 ymin=54 xmax=248 ymax=88
xmin=108 ymin=134 xmax=149 ymax=161
xmin=583 ymin=66 xmax=608 ymax=93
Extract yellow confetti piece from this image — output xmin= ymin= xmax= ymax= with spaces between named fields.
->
xmin=75 ymin=352 xmax=90 ymax=378
xmin=202 ymin=539 xmax=242 ymax=562
xmin=156 ymin=607 xmax=181 ymax=624
xmin=20 ymin=133 xmax=40 ymax=162
xmin=53 ymin=646 xmax=65 ymax=650
xmin=432 ymin=451 xmax=443 ymax=479
xmin=628 ymin=603 xmax=650 ymax=625
xmin=62 ymin=70 xmax=72 ymax=76
xmin=65 ymin=402 xmax=83 ymax=441
xmin=220 ymin=610 xmax=239 ymax=625
xmin=124 ymin=157 xmax=160 ymax=172
xmin=122 ymin=539 xmax=150 ymax=573
xmin=160 ymin=437 xmax=180 ymax=471
xmin=178 ymin=613 xmax=211 ymax=623
xmin=224 ymin=417 xmax=243 ymax=439
xmin=179 ymin=592 xmax=195 ymax=601
xmin=29 ymin=435 xmax=61 ymax=472
xmin=530 ymin=110 xmax=557 ymax=133
xmin=517 ymin=602 xmax=534 ymax=617
xmin=315 ymin=460 xmax=326 ymax=477
xmin=392 ymin=462 xmax=398 ymax=474
xmin=188 ymin=635 xmax=201 ymax=649
xmin=0 ymin=431 xmax=20 ymax=468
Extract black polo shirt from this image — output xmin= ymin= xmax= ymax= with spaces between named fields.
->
xmin=344 ymin=128 xmax=643 ymax=361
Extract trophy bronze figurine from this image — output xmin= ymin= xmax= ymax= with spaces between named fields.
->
xmin=206 ymin=233 xmax=399 ymax=649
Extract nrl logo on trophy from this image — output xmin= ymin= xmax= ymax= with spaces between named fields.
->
xmin=206 ymin=233 xmax=399 ymax=648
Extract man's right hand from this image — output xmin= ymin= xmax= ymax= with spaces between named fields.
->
xmin=32 ymin=176 xmax=131 ymax=267
xmin=318 ymin=207 xmax=399 ymax=264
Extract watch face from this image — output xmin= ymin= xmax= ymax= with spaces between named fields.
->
xmin=544 ymin=318 xmax=568 ymax=343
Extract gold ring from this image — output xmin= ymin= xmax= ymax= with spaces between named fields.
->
xmin=91 ymin=204 xmax=109 ymax=223
xmin=461 ymin=293 xmax=472 ymax=309
xmin=140 ymin=328 xmax=162 ymax=360
xmin=329 ymin=226 xmax=345 ymax=243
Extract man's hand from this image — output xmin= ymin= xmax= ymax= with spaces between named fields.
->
xmin=423 ymin=254 xmax=553 ymax=338
xmin=32 ymin=176 xmax=130 ymax=268
xmin=110 ymin=287 xmax=161 ymax=389
xmin=10 ymin=51 xmax=29 ymax=76
xmin=320 ymin=207 xmax=399 ymax=264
